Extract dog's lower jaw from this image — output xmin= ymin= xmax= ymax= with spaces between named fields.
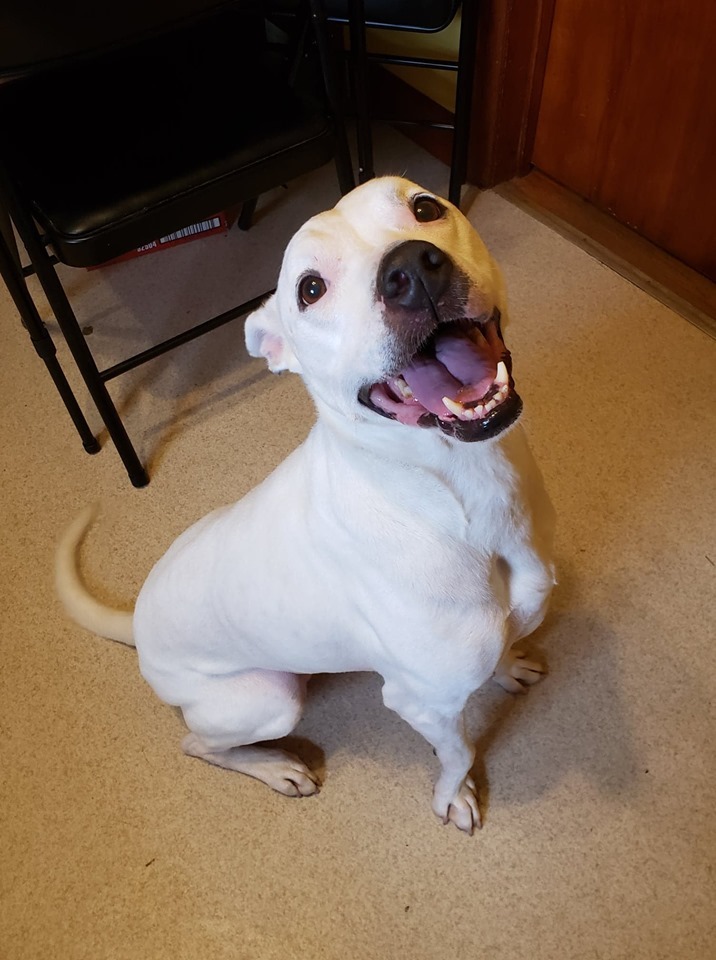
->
xmin=436 ymin=390 xmax=523 ymax=441
xmin=358 ymin=384 xmax=523 ymax=442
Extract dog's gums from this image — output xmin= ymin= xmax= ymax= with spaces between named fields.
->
xmin=359 ymin=309 xmax=523 ymax=441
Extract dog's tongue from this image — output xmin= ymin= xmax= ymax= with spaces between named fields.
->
xmin=401 ymin=329 xmax=497 ymax=415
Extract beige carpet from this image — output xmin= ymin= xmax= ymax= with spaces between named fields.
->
xmin=2 ymin=128 xmax=715 ymax=960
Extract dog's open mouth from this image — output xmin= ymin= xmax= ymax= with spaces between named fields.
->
xmin=358 ymin=309 xmax=522 ymax=442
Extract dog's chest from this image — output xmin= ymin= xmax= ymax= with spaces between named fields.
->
xmin=452 ymin=460 xmax=519 ymax=553
xmin=323 ymin=433 xmax=525 ymax=597
xmin=423 ymin=434 xmax=525 ymax=549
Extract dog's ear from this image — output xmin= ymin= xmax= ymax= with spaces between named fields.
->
xmin=244 ymin=295 xmax=301 ymax=374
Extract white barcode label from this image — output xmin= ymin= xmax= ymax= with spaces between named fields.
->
xmin=159 ymin=218 xmax=221 ymax=244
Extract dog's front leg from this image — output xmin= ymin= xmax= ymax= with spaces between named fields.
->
xmin=382 ymin=679 xmax=479 ymax=835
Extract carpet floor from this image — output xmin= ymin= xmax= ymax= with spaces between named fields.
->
xmin=1 ymin=127 xmax=714 ymax=960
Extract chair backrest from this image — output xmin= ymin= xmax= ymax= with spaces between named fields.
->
xmin=0 ymin=0 xmax=251 ymax=78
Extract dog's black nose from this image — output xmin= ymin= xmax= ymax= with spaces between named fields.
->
xmin=378 ymin=240 xmax=453 ymax=311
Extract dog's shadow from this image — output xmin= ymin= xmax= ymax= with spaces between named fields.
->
xmin=273 ymin=558 xmax=638 ymax=824
xmin=276 ymin=670 xmax=522 ymax=823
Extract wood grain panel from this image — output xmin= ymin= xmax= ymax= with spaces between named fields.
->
xmin=499 ymin=171 xmax=716 ymax=338
xmin=533 ymin=0 xmax=716 ymax=281
xmin=469 ymin=0 xmax=556 ymax=186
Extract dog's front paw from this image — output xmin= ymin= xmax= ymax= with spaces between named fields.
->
xmin=493 ymin=647 xmax=546 ymax=695
xmin=433 ymin=777 xmax=481 ymax=835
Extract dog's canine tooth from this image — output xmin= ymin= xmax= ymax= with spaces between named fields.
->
xmin=442 ymin=396 xmax=470 ymax=419
xmin=495 ymin=361 xmax=509 ymax=387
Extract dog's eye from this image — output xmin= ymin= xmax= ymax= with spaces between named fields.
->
xmin=298 ymin=275 xmax=327 ymax=306
xmin=412 ymin=196 xmax=443 ymax=223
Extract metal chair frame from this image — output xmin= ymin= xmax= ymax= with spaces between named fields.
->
xmin=344 ymin=0 xmax=478 ymax=206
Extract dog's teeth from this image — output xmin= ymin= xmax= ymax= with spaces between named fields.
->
xmin=495 ymin=361 xmax=509 ymax=387
xmin=443 ymin=396 xmax=479 ymax=420
xmin=442 ymin=396 xmax=466 ymax=418
xmin=444 ymin=385 xmax=509 ymax=421
xmin=394 ymin=376 xmax=414 ymax=399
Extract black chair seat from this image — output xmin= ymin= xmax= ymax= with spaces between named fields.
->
xmin=1 ymin=12 xmax=335 ymax=266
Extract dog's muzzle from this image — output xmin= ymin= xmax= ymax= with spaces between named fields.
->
xmin=359 ymin=241 xmax=522 ymax=442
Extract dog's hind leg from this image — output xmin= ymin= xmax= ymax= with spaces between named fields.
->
xmin=381 ymin=679 xmax=480 ymax=835
xmin=179 ymin=669 xmax=319 ymax=797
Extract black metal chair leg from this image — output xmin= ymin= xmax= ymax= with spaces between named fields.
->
xmin=238 ymin=197 xmax=258 ymax=231
xmin=309 ymin=0 xmax=356 ymax=195
xmin=6 ymin=205 xmax=149 ymax=487
xmin=347 ymin=0 xmax=374 ymax=183
xmin=448 ymin=0 xmax=478 ymax=207
xmin=35 ymin=263 xmax=149 ymax=486
xmin=334 ymin=127 xmax=358 ymax=195
xmin=0 ymin=229 xmax=101 ymax=453
xmin=0 ymin=203 xmax=21 ymax=271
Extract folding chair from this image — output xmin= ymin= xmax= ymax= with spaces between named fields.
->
xmin=0 ymin=0 xmax=354 ymax=486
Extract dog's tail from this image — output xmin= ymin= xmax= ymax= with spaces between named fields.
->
xmin=55 ymin=504 xmax=135 ymax=647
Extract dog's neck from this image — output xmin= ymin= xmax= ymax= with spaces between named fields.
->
xmin=310 ymin=396 xmax=516 ymax=482
xmin=302 ymin=399 xmax=527 ymax=544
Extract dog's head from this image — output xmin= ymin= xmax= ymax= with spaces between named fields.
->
xmin=245 ymin=176 xmax=522 ymax=442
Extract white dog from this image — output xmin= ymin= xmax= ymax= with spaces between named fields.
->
xmin=57 ymin=177 xmax=555 ymax=834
